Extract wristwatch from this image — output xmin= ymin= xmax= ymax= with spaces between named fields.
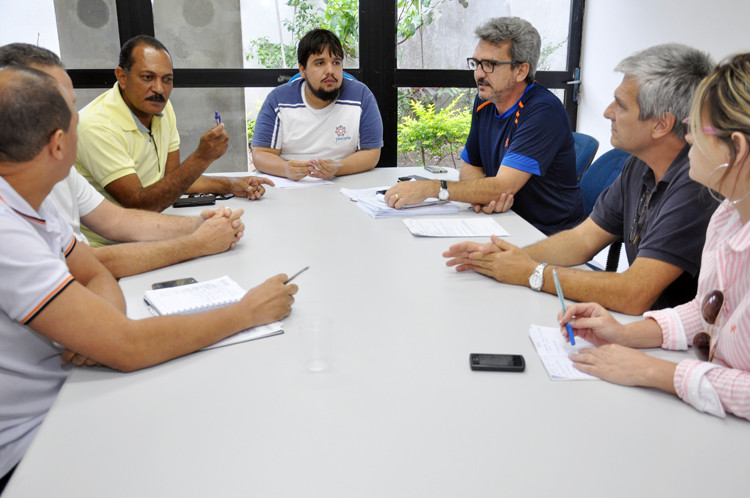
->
xmin=438 ymin=180 xmax=449 ymax=201
xmin=528 ymin=263 xmax=549 ymax=291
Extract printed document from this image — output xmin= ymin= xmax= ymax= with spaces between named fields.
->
xmin=403 ymin=218 xmax=509 ymax=237
xmin=340 ymin=187 xmax=459 ymax=218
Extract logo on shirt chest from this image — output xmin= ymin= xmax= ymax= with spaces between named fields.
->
xmin=335 ymin=124 xmax=351 ymax=143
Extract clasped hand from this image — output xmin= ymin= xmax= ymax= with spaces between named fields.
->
xmin=442 ymin=235 xmax=537 ymax=285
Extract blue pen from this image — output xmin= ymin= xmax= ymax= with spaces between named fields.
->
xmin=552 ymin=269 xmax=575 ymax=346
xmin=214 ymin=110 xmax=221 ymax=126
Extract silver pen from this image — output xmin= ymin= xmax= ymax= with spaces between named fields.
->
xmin=285 ymin=266 xmax=309 ymax=284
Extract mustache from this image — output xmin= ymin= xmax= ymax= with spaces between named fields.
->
xmin=146 ymin=93 xmax=166 ymax=103
xmin=476 ymin=78 xmax=491 ymax=87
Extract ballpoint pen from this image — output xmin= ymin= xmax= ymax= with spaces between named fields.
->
xmin=214 ymin=110 xmax=221 ymax=126
xmin=285 ymin=266 xmax=309 ymax=284
xmin=552 ymin=269 xmax=575 ymax=346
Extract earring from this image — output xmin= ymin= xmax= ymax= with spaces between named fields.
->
xmin=708 ymin=162 xmax=750 ymax=205
xmin=706 ymin=163 xmax=728 ymax=203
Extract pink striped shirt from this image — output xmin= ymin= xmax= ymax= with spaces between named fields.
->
xmin=646 ymin=200 xmax=750 ymax=419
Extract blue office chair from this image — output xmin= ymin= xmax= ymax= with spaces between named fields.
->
xmin=579 ymin=148 xmax=630 ymax=271
xmin=579 ymin=148 xmax=629 ymax=216
xmin=572 ymin=132 xmax=599 ymax=182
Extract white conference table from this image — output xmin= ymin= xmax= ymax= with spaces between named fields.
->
xmin=6 ymin=167 xmax=749 ymax=497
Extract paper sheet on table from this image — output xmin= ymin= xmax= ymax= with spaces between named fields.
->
xmin=340 ymin=186 xmax=460 ymax=218
xmin=359 ymin=196 xmax=459 ymax=218
xmin=203 ymin=322 xmax=283 ymax=351
xmin=255 ymin=172 xmax=333 ymax=189
xmin=403 ymin=218 xmax=509 ymax=237
xmin=528 ymin=324 xmax=598 ymax=381
xmin=340 ymin=186 xmax=390 ymax=201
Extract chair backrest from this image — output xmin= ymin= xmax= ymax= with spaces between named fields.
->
xmin=579 ymin=148 xmax=630 ymax=215
xmin=572 ymin=132 xmax=599 ymax=181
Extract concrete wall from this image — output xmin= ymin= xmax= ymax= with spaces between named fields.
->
xmin=50 ymin=0 xmax=248 ymax=172
xmin=154 ymin=0 xmax=247 ymax=172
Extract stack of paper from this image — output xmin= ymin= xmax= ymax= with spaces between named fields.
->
xmin=340 ymin=187 xmax=460 ymax=218
xmin=528 ymin=324 xmax=597 ymax=380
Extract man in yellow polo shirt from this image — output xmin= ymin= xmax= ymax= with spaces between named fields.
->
xmin=75 ymin=35 xmax=273 ymax=246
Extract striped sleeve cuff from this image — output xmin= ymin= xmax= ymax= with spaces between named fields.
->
xmin=644 ymin=308 xmax=687 ymax=351
xmin=674 ymin=359 xmax=725 ymax=418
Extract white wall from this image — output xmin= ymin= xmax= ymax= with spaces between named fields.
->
xmin=578 ymin=0 xmax=750 ymax=158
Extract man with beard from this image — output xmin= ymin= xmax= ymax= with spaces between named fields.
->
xmin=74 ymin=35 xmax=273 ymax=246
xmin=385 ymin=17 xmax=583 ymax=236
xmin=251 ymin=29 xmax=383 ymax=180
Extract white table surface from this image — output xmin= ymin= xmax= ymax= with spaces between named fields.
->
xmin=6 ymin=167 xmax=749 ymax=497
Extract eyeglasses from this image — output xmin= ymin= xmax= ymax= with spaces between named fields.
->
xmin=681 ymin=117 xmax=719 ymax=137
xmin=694 ymin=289 xmax=725 ymax=362
xmin=628 ymin=187 xmax=654 ymax=245
xmin=466 ymin=58 xmax=517 ymax=73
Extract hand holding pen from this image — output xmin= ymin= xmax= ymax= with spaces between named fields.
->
xmin=553 ymin=269 xmax=576 ymax=346
xmin=307 ymin=159 xmax=342 ymax=179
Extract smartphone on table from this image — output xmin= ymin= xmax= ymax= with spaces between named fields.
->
xmin=151 ymin=277 xmax=198 ymax=290
xmin=424 ymin=165 xmax=447 ymax=174
xmin=469 ymin=353 xmax=525 ymax=372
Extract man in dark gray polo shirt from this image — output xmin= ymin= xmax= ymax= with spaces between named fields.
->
xmin=442 ymin=43 xmax=718 ymax=315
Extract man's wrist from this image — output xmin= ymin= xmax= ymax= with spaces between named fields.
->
xmin=528 ymin=262 xmax=548 ymax=291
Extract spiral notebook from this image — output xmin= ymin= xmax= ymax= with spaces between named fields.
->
xmin=143 ymin=275 xmax=245 ymax=315
xmin=143 ymin=275 xmax=284 ymax=350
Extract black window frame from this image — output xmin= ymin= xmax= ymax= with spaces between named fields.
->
xmin=69 ymin=0 xmax=585 ymax=167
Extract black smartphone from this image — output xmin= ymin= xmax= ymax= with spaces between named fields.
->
xmin=151 ymin=277 xmax=197 ymax=290
xmin=172 ymin=194 xmax=216 ymax=208
xmin=469 ymin=353 xmax=525 ymax=372
xmin=398 ymin=175 xmax=429 ymax=182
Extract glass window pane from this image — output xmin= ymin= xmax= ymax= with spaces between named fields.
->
xmin=1 ymin=0 xmax=120 ymax=69
xmin=245 ymin=87 xmax=274 ymax=171
xmin=397 ymin=0 xmax=569 ymax=71
xmin=239 ymin=0 xmax=359 ymax=69
xmin=0 ymin=0 xmax=60 ymax=53
xmin=397 ymin=86 xmax=473 ymax=167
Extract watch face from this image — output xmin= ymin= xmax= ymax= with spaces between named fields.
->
xmin=530 ymin=273 xmax=542 ymax=289
xmin=438 ymin=189 xmax=449 ymax=201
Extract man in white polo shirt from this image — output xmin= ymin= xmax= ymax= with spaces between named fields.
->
xmin=0 ymin=65 xmax=297 ymax=491
xmin=251 ymin=29 xmax=383 ymax=180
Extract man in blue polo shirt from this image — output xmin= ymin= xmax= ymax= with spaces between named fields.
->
xmin=251 ymin=29 xmax=383 ymax=180
xmin=385 ymin=17 xmax=583 ymax=235
xmin=443 ymin=44 xmax=717 ymax=314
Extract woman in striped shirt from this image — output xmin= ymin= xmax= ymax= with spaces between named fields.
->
xmin=560 ymin=52 xmax=750 ymax=420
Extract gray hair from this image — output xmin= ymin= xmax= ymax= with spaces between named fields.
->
xmin=475 ymin=17 xmax=541 ymax=84
xmin=0 ymin=43 xmax=63 ymax=69
xmin=615 ymin=43 xmax=713 ymax=140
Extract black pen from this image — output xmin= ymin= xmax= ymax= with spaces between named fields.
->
xmin=285 ymin=266 xmax=309 ymax=284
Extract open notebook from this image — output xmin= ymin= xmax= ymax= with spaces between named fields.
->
xmin=143 ymin=275 xmax=283 ymax=350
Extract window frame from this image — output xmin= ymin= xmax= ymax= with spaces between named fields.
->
xmin=69 ymin=0 xmax=585 ymax=167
